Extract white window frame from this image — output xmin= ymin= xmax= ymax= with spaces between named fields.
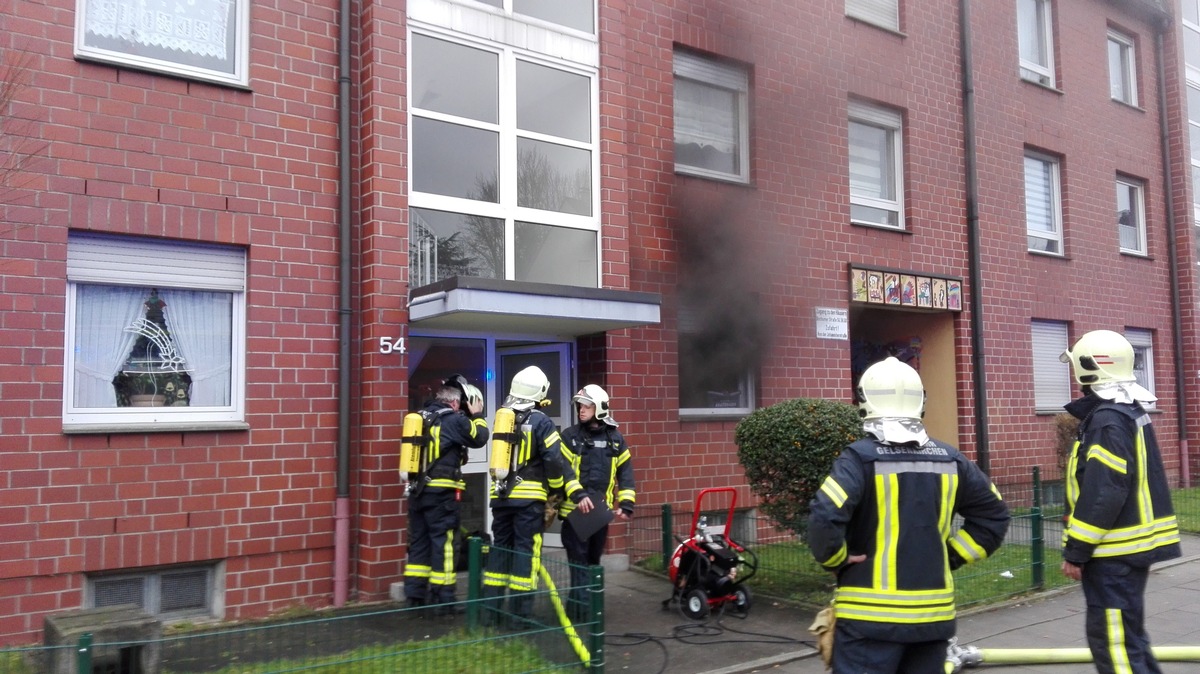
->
xmin=407 ymin=22 xmax=601 ymax=287
xmin=1107 ymin=29 xmax=1138 ymax=106
xmin=1125 ymin=328 xmax=1156 ymax=408
xmin=673 ymin=50 xmax=751 ymax=184
xmin=1032 ymin=320 xmax=1071 ymax=412
xmin=63 ymin=233 xmax=247 ymax=432
xmin=73 ymin=0 xmax=251 ymax=88
xmin=1116 ymin=175 xmax=1148 ymax=256
xmin=848 ymin=101 xmax=905 ymax=230
xmin=846 ymin=0 xmax=899 ymax=32
xmin=1025 ymin=151 xmax=1063 ymax=255
xmin=1017 ymin=0 xmax=1056 ymax=87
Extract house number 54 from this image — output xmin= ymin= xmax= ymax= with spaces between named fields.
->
xmin=380 ymin=337 xmax=406 ymax=354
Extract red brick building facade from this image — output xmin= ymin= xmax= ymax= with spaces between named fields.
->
xmin=1 ymin=0 xmax=1196 ymax=645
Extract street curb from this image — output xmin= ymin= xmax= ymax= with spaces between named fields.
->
xmin=694 ymin=647 xmax=818 ymax=674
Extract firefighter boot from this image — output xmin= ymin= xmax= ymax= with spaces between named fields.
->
xmin=507 ymin=591 xmax=537 ymax=631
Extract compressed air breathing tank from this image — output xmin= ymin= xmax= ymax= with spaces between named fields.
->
xmin=490 ymin=407 xmax=515 ymax=481
xmin=399 ymin=411 xmax=424 ymax=480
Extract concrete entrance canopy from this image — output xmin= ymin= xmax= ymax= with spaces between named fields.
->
xmin=408 ymin=277 xmax=661 ymax=337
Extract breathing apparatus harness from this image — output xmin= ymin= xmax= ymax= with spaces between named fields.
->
xmin=400 ymin=406 xmax=455 ymax=498
xmin=490 ymin=400 xmax=550 ymax=497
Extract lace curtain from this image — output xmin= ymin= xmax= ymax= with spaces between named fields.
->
xmin=73 ymin=285 xmax=233 ymax=408
xmin=85 ymin=0 xmax=231 ymax=59
xmin=73 ymin=285 xmax=144 ymax=408
xmin=161 ymin=289 xmax=233 ymax=407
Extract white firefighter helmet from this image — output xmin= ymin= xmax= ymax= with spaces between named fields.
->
xmin=1060 ymin=329 xmax=1155 ymax=402
xmin=1060 ymin=329 xmax=1135 ymax=387
xmin=461 ymin=383 xmax=484 ymax=408
xmin=574 ymin=384 xmax=617 ymax=427
xmin=856 ymin=357 xmax=926 ymax=421
xmin=504 ymin=366 xmax=550 ymax=410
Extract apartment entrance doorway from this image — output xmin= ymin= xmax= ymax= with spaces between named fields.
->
xmin=406 ymin=335 xmax=573 ymax=545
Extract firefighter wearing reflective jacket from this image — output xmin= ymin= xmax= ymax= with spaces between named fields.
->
xmin=808 ymin=357 xmax=1010 ymax=674
xmin=484 ymin=366 xmax=592 ymax=626
xmin=559 ymin=384 xmax=635 ymax=619
xmin=402 ymin=376 xmax=489 ymax=613
xmin=1060 ymin=330 xmax=1181 ymax=674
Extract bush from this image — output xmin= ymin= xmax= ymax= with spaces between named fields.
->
xmin=735 ymin=398 xmax=864 ymax=537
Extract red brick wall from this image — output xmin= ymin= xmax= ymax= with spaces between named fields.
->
xmin=1 ymin=0 xmax=1196 ymax=648
xmin=0 ymin=0 xmax=344 ymax=645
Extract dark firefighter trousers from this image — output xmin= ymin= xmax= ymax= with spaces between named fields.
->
xmin=1082 ymin=558 xmax=1163 ymax=674
xmin=831 ymin=620 xmax=947 ymax=674
xmin=562 ymin=517 xmax=608 ymax=621
xmin=483 ymin=500 xmax=545 ymax=621
xmin=403 ymin=490 xmax=460 ymax=605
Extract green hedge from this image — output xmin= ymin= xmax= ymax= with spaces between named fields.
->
xmin=735 ymin=397 xmax=864 ymax=536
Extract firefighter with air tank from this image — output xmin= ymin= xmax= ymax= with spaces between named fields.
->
xmin=400 ymin=375 xmax=489 ymax=614
xmin=485 ymin=366 xmax=593 ymax=627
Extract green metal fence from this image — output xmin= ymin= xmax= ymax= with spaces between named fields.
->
xmin=628 ymin=467 xmax=1200 ymax=613
xmin=0 ymin=539 xmax=605 ymax=674
xmin=6 ymin=468 xmax=1200 ymax=674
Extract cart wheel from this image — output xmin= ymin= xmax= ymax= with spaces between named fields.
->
xmin=682 ymin=588 xmax=710 ymax=620
xmin=731 ymin=584 xmax=753 ymax=615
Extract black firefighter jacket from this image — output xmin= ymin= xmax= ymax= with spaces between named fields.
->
xmin=808 ymin=437 xmax=1011 ymax=643
xmin=559 ymin=423 xmax=636 ymax=518
xmin=1062 ymin=394 xmax=1180 ymax=567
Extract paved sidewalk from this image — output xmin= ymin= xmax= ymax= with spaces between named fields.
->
xmin=597 ymin=536 xmax=1200 ymax=674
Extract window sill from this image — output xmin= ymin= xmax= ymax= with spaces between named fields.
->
xmin=851 ymin=220 xmax=909 ymax=234
xmin=1027 ymin=249 xmax=1067 ymax=259
xmin=1019 ymin=75 xmax=1062 ymax=94
xmin=674 ymin=167 xmax=752 ymax=187
xmin=63 ymin=421 xmax=251 ymax=435
xmin=1119 ymin=250 xmax=1151 ymax=260
xmin=678 ymin=409 xmax=752 ymax=422
xmin=1111 ymin=99 xmax=1144 ymax=113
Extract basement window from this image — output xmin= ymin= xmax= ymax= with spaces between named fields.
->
xmin=88 ymin=564 xmax=223 ymax=621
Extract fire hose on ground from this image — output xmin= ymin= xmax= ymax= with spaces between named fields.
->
xmin=943 ymin=637 xmax=1200 ymax=672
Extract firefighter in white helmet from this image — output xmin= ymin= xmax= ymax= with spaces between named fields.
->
xmin=807 ymin=357 xmax=1009 ymax=673
xmin=401 ymin=374 xmax=488 ymax=614
xmin=559 ymin=384 xmax=636 ymax=620
xmin=1059 ymin=330 xmax=1180 ymax=674
xmin=483 ymin=366 xmax=592 ymax=627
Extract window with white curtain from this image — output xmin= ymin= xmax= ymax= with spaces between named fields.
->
xmin=74 ymin=0 xmax=250 ymax=87
xmin=64 ymin=233 xmax=246 ymax=431
xmin=849 ymin=101 xmax=904 ymax=229
xmin=846 ymin=0 xmax=899 ymax=32
xmin=1017 ymin=0 xmax=1055 ymax=86
xmin=1107 ymin=30 xmax=1138 ymax=106
xmin=1116 ymin=175 xmax=1147 ymax=255
xmin=673 ymin=50 xmax=750 ymax=184
xmin=1025 ymin=151 xmax=1063 ymax=255
xmin=1125 ymin=328 xmax=1156 ymax=407
xmin=1032 ymin=320 xmax=1071 ymax=411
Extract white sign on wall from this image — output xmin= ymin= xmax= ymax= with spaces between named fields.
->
xmin=815 ymin=307 xmax=848 ymax=340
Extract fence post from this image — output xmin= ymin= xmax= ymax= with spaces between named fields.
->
xmin=76 ymin=633 xmax=92 ymax=674
xmin=1031 ymin=466 xmax=1044 ymax=590
xmin=467 ymin=536 xmax=482 ymax=630
xmin=588 ymin=564 xmax=605 ymax=674
xmin=661 ymin=503 xmax=673 ymax=571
